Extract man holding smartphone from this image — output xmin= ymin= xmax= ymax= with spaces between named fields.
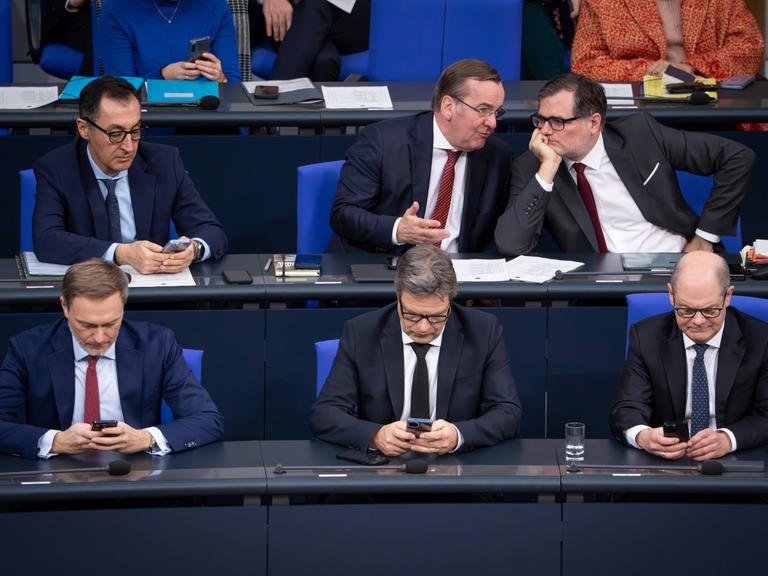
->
xmin=611 ymin=251 xmax=768 ymax=461
xmin=0 ymin=259 xmax=223 ymax=459
xmin=310 ymin=244 xmax=522 ymax=456
xmin=32 ymin=76 xmax=228 ymax=274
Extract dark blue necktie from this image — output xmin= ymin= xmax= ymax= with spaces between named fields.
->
xmin=101 ymin=178 xmax=122 ymax=243
xmin=691 ymin=343 xmax=710 ymax=436
xmin=410 ymin=343 xmax=431 ymax=419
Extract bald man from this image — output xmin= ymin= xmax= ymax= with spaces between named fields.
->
xmin=611 ymin=252 xmax=768 ymax=461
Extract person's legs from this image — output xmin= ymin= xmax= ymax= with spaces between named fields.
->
xmin=326 ymin=0 xmax=370 ymax=55
xmin=271 ymin=0 xmax=336 ymax=79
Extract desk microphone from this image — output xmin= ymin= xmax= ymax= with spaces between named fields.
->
xmin=0 ymin=459 xmax=132 ymax=478
xmin=553 ymin=270 xmax=669 ymax=279
xmin=573 ymin=460 xmax=764 ymax=475
xmin=142 ymin=95 xmax=221 ymax=110
xmin=272 ymin=460 xmax=429 ymax=475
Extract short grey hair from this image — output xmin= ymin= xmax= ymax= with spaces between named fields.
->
xmin=670 ymin=253 xmax=730 ymax=294
xmin=394 ymin=245 xmax=458 ymax=299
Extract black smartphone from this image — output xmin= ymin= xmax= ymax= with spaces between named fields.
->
xmin=294 ymin=254 xmax=322 ymax=270
xmin=223 ymin=270 xmax=253 ymax=284
xmin=406 ymin=417 xmax=433 ymax=437
xmin=91 ymin=419 xmax=118 ymax=432
xmin=386 ymin=256 xmax=399 ymax=270
xmin=336 ymin=449 xmax=389 ymax=466
xmin=666 ymin=82 xmax=712 ymax=94
xmin=253 ymin=85 xmax=279 ymax=99
xmin=663 ymin=420 xmax=690 ymax=442
xmin=188 ymin=36 xmax=211 ymax=62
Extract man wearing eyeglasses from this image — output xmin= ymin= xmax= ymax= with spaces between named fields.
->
xmin=329 ymin=59 xmax=513 ymax=254
xmin=32 ymin=76 xmax=228 ymax=273
xmin=310 ymin=244 xmax=522 ymax=455
xmin=611 ymin=251 xmax=768 ymax=461
xmin=494 ymin=73 xmax=754 ymax=256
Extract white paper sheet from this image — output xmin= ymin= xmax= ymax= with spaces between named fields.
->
xmin=0 ymin=86 xmax=59 ymax=109
xmin=326 ymin=0 xmax=357 ymax=13
xmin=242 ymin=78 xmax=314 ymax=93
xmin=452 ymin=259 xmax=510 ymax=282
xmin=122 ymin=266 xmax=196 ymax=288
xmin=600 ymin=83 xmax=634 ymax=106
xmin=321 ymin=85 xmax=393 ymax=109
xmin=754 ymin=239 xmax=768 ymax=257
xmin=22 ymin=252 xmax=69 ymax=276
xmin=505 ymin=256 xmax=584 ymax=284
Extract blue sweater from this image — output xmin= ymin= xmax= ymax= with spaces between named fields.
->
xmin=101 ymin=0 xmax=241 ymax=82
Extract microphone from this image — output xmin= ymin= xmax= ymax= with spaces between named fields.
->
xmin=0 ymin=459 xmax=132 ymax=478
xmin=573 ymin=460 xmax=764 ymax=475
xmin=142 ymin=95 xmax=220 ymax=110
xmin=273 ymin=460 xmax=429 ymax=475
xmin=198 ymin=95 xmax=220 ymax=110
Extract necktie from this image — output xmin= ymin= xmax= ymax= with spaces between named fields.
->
xmin=572 ymin=162 xmax=608 ymax=253
xmin=431 ymin=150 xmax=461 ymax=245
xmin=409 ymin=343 xmax=431 ymax=419
xmin=690 ymin=343 xmax=710 ymax=436
xmin=101 ymin=178 xmax=122 ymax=243
xmin=84 ymin=355 xmax=101 ymax=424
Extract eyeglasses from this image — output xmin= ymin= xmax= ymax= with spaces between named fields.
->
xmin=83 ymin=117 xmax=142 ymax=144
xmin=530 ymin=113 xmax=582 ymax=132
xmin=398 ymin=297 xmax=452 ymax=325
xmin=453 ymin=96 xmax=505 ymax=120
xmin=672 ymin=294 xmax=727 ymax=319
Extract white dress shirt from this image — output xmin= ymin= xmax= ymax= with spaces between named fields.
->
xmin=391 ymin=117 xmax=468 ymax=253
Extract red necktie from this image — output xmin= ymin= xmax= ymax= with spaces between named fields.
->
xmin=431 ymin=150 xmax=461 ymax=245
xmin=572 ymin=162 xmax=608 ymax=253
xmin=84 ymin=355 xmax=101 ymax=424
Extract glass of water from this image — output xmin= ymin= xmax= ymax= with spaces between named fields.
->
xmin=565 ymin=422 xmax=585 ymax=468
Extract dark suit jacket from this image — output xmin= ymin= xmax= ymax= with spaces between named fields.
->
xmin=495 ymin=113 xmax=755 ymax=255
xmin=33 ymin=139 xmax=228 ymax=264
xmin=610 ymin=308 xmax=768 ymax=452
xmin=329 ymin=111 xmax=513 ymax=253
xmin=0 ymin=318 xmax=224 ymax=459
xmin=309 ymin=303 xmax=522 ymax=451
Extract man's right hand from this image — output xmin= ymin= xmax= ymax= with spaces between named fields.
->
xmin=51 ymin=423 xmax=98 ymax=455
xmin=370 ymin=421 xmax=417 ymax=456
xmin=636 ymin=427 xmax=687 ymax=459
xmin=529 ymin=129 xmax=562 ymax=185
xmin=264 ymin=0 xmax=294 ymax=42
xmin=115 ymin=241 xmax=167 ymax=274
xmin=395 ymin=202 xmax=450 ymax=245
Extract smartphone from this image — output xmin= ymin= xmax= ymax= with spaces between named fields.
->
xmin=188 ymin=36 xmax=211 ymax=62
xmin=253 ymin=85 xmax=279 ymax=99
xmin=386 ymin=256 xmax=399 ymax=270
xmin=163 ymin=238 xmax=191 ymax=253
xmin=91 ymin=419 xmax=118 ymax=432
xmin=666 ymin=82 xmax=712 ymax=94
xmin=222 ymin=269 xmax=253 ymax=284
xmin=336 ymin=449 xmax=389 ymax=466
xmin=720 ymin=74 xmax=754 ymax=90
xmin=406 ymin=417 xmax=433 ymax=437
xmin=663 ymin=420 xmax=690 ymax=442
xmin=294 ymin=254 xmax=322 ymax=270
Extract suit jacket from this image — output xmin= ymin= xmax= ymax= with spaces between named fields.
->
xmin=610 ymin=308 xmax=768 ymax=452
xmin=309 ymin=303 xmax=522 ymax=451
xmin=328 ymin=111 xmax=513 ymax=254
xmin=572 ymin=0 xmax=764 ymax=81
xmin=33 ymin=139 xmax=228 ymax=264
xmin=494 ymin=113 xmax=754 ymax=256
xmin=0 ymin=318 xmax=224 ymax=459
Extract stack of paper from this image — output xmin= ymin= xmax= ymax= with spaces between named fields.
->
xmin=321 ymin=85 xmax=393 ymax=109
xmin=451 ymin=256 xmax=584 ymax=284
xmin=0 ymin=86 xmax=59 ymax=109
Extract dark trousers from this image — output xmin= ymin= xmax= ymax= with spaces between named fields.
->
xmin=42 ymin=0 xmax=93 ymax=75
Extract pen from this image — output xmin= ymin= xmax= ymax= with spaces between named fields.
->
xmin=263 ymin=258 xmax=272 ymax=273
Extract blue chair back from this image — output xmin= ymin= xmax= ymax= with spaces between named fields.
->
xmin=314 ymin=339 xmax=339 ymax=397
xmin=297 ymin=160 xmax=344 ymax=253
xmin=161 ymin=348 xmax=204 ymax=424
xmin=676 ymin=171 xmax=742 ymax=253
xmin=19 ymin=169 xmax=37 ymax=252
xmin=443 ymin=0 xmax=523 ymax=80
xmin=0 ymin=0 xmax=11 ymax=83
xmin=251 ymin=40 xmax=368 ymax=79
xmin=40 ymin=43 xmax=84 ymax=79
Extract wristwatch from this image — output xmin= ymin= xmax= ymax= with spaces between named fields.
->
xmin=192 ymin=239 xmax=204 ymax=262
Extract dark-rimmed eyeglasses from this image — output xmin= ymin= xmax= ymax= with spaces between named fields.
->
xmin=530 ymin=113 xmax=582 ymax=131
xmin=398 ymin=297 xmax=452 ymax=325
xmin=453 ymin=96 xmax=505 ymax=120
xmin=672 ymin=294 xmax=727 ymax=319
xmin=83 ymin=117 xmax=143 ymax=144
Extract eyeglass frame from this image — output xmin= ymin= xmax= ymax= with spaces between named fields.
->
xmin=671 ymin=293 xmax=728 ymax=319
xmin=452 ymin=96 xmax=505 ymax=120
xmin=397 ymin=296 xmax=452 ymax=325
xmin=530 ymin=113 xmax=583 ymax=132
xmin=82 ymin=117 xmax=143 ymax=145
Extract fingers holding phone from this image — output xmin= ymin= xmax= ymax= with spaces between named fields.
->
xmin=410 ymin=419 xmax=458 ymax=455
xmin=371 ymin=421 xmax=416 ymax=456
xmin=160 ymin=237 xmax=195 ymax=273
xmin=161 ymin=61 xmax=201 ymax=81
xmin=194 ymin=52 xmax=226 ymax=83
xmin=51 ymin=423 xmax=99 ymax=454
xmin=88 ymin=421 xmax=154 ymax=454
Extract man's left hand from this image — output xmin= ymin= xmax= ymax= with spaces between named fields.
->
xmin=88 ymin=422 xmax=153 ymax=454
xmin=410 ymin=419 xmax=458 ymax=455
xmin=683 ymin=236 xmax=714 ymax=253
xmin=161 ymin=236 xmax=196 ymax=273
xmin=686 ymin=429 xmax=732 ymax=461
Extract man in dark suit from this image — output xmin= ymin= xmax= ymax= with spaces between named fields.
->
xmin=33 ymin=76 xmax=228 ymax=274
xmin=329 ymin=59 xmax=513 ymax=254
xmin=0 ymin=259 xmax=223 ymax=460
xmin=310 ymin=245 xmax=522 ymax=455
xmin=611 ymin=251 xmax=768 ymax=461
xmin=495 ymin=73 xmax=754 ymax=256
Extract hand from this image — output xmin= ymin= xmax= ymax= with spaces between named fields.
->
xmin=686 ymin=429 xmax=732 ymax=461
xmin=67 ymin=0 xmax=90 ymax=9
xmin=371 ymin=421 xmax=416 ymax=456
xmin=263 ymin=0 xmax=294 ymax=42
xmin=194 ymin=52 xmax=226 ymax=83
xmin=645 ymin=60 xmax=671 ymax=77
xmin=161 ymin=61 xmax=201 ymax=81
xmin=529 ymin=129 xmax=562 ymax=183
xmin=569 ymin=0 xmax=580 ymax=18
xmin=160 ymin=236 xmax=195 ymax=273
xmin=410 ymin=419 xmax=459 ymax=455
xmin=51 ymin=423 xmax=98 ymax=454
xmin=115 ymin=240 xmax=167 ymax=274
xmin=683 ymin=235 xmax=715 ymax=253
xmin=395 ymin=202 xmax=450 ymax=245
xmin=88 ymin=421 xmax=154 ymax=454
xmin=636 ymin=427 xmax=687 ymax=459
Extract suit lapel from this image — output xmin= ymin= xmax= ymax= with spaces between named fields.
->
xmin=380 ymin=309 xmax=405 ymax=419
xmin=554 ymin=164 xmax=598 ymax=250
xmin=436 ymin=311 xmax=463 ymax=420
xmin=625 ymin=0 xmax=666 ymax=54
xmin=78 ymin=141 xmax=111 ymax=241
xmin=459 ymin=151 xmax=486 ymax=251
xmin=409 ymin=114 xmax=435 ymax=218
xmin=681 ymin=0 xmax=707 ymax=57
xmin=114 ymin=326 xmax=144 ymax=427
xmin=662 ymin=320 xmax=688 ymax=419
xmin=714 ymin=312 xmax=744 ymax=423
xmin=603 ymin=129 xmax=657 ymax=220
xmin=127 ymin=150 xmax=155 ymax=241
xmin=49 ymin=322 xmax=76 ymax=428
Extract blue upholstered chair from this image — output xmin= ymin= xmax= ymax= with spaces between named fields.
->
xmin=252 ymin=39 xmax=367 ymax=80
xmin=161 ymin=348 xmax=204 ymax=424
xmin=676 ymin=171 xmax=742 ymax=253
xmin=24 ymin=0 xmax=85 ymax=79
xmin=296 ymin=160 xmax=344 ymax=253
xmin=314 ymin=339 xmax=339 ymax=397
xmin=0 ymin=0 xmax=12 ymax=83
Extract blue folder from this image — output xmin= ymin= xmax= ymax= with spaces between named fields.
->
xmin=144 ymin=79 xmax=219 ymax=103
xmin=59 ymin=76 xmax=144 ymax=100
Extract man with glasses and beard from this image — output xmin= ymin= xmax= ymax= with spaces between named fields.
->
xmin=611 ymin=251 xmax=768 ymax=461
xmin=494 ymin=73 xmax=754 ymax=256
xmin=310 ymin=244 xmax=522 ymax=456
xmin=32 ymin=76 xmax=227 ymax=274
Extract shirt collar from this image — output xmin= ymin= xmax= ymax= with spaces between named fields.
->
xmin=565 ymin=132 xmax=606 ymax=172
xmin=682 ymin=318 xmax=726 ymax=350
xmin=70 ymin=328 xmax=117 ymax=362
xmin=86 ymin=145 xmax=128 ymax=182
xmin=401 ymin=329 xmax=445 ymax=349
xmin=432 ymin=116 xmax=456 ymax=152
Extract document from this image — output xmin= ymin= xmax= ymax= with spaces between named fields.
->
xmin=321 ymin=85 xmax=393 ymax=109
xmin=121 ymin=266 xmax=196 ymax=288
xmin=327 ymin=0 xmax=356 ymax=13
xmin=754 ymin=239 xmax=768 ymax=257
xmin=0 ymin=86 xmax=59 ymax=109
xmin=600 ymin=83 xmax=636 ymax=107
xmin=19 ymin=252 xmax=69 ymax=276
xmin=452 ymin=259 xmax=510 ymax=282
xmin=59 ymin=76 xmax=144 ymax=100
xmin=505 ymin=256 xmax=583 ymax=284
xmin=242 ymin=78 xmax=314 ymax=93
